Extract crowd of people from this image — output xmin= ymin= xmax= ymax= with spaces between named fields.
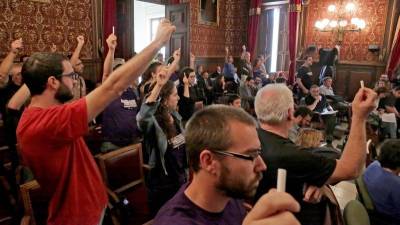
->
xmin=0 ymin=18 xmax=399 ymax=225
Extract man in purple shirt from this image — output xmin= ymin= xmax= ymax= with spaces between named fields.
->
xmin=153 ymin=105 xmax=300 ymax=225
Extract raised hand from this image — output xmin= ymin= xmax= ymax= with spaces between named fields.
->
xmin=225 ymin=46 xmax=229 ymax=53
xmin=242 ymin=45 xmax=247 ymax=51
xmin=154 ymin=19 xmax=176 ymax=47
xmin=190 ymin=52 xmax=195 ymax=62
xmin=183 ymin=74 xmax=189 ymax=86
xmin=11 ymin=38 xmax=23 ymax=54
xmin=77 ymin=35 xmax=85 ymax=46
xmin=50 ymin=43 xmax=57 ymax=53
xmin=352 ymin=87 xmax=378 ymax=120
xmin=156 ymin=66 xmax=169 ymax=87
xmin=106 ymin=34 xmax=117 ymax=51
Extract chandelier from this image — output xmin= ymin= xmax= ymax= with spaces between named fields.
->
xmin=314 ymin=2 xmax=366 ymax=44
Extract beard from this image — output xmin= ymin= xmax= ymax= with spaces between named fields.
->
xmin=55 ymin=82 xmax=74 ymax=103
xmin=216 ymin=163 xmax=262 ymax=199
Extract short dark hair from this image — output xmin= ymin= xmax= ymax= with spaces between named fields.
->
xmin=378 ymin=139 xmax=400 ymax=170
xmin=294 ymin=106 xmax=313 ymax=118
xmin=22 ymin=52 xmax=67 ymax=96
xmin=227 ymin=94 xmax=240 ymax=105
xmin=185 ymin=105 xmax=256 ymax=172
xmin=275 ymin=77 xmax=286 ymax=84
xmin=179 ymin=67 xmax=195 ymax=82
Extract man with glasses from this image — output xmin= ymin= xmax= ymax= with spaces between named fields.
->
xmin=153 ymin=105 xmax=300 ymax=225
xmin=17 ymin=20 xmax=176 ymax=225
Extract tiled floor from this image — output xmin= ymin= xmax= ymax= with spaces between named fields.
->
xmin=331 ymin=181 xmax=358 ymax=210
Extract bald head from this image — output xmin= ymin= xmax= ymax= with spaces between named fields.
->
xmin=255 ymin=84 xmax=294 ymax=125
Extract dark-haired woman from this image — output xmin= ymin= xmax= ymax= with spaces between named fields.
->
xmin=137 ymin=50 xmax=188 ymax=216
xmin=138 ymin=61 xmax=162 ymax=102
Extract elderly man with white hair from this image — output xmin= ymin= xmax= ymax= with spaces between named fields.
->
xmin=254 ymin=84 xmax=377 ymax=225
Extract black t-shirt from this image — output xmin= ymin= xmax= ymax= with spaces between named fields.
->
xmin=305 ymin=94 xmax=329 ymax=113
xmin=297 ymin=66 xmax=313 ymax=91
xmin=379 ymin=94 xmax=396 ymax=112
xmin=255 ymin=129 xmax=336 ymax=225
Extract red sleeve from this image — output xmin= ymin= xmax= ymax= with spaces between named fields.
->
xmin=38 ymin=98 xmax=88 ymax=141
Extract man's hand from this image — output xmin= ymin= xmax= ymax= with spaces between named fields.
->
xmin=303 ymin=185 xmax=323 ymax=204
xmin=106 ymin=34 xmax=117 ymax=51
xmin=154 ymin=19 xmax=176 ymax=48
xmin=243 ymin=189 xmax=300 ymax=225
xmin=352 ymin=87 xmax=378 ymax=120
xmin=11 ymin=38 xmax=23 ymax=54
xmin=77 ymin=35 xmax=85 ymax=46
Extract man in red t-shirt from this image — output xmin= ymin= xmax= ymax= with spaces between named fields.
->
xmin=17 ymin=20 xmax=176 ymax=225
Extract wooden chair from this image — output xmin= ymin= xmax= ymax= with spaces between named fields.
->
xmin=96 ymin=143 xmax=149 ymax=224
xmin=19 ymin=180 xmax=49 ymax=225
xmin=96 ymin=143 xmax=145 ymax=194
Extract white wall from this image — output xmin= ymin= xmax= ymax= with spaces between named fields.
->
xmin=134 ymin=1 xmax=165 ymax=54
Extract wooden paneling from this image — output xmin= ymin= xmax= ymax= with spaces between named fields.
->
xmin=304 ymin=61 xmax=385 ymax=101
xmin=195 ymin=56 xmax=225 ymax=72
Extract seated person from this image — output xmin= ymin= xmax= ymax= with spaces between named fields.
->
xmin=239 ymin=77 xmax=255 ymax=112
xmin=227 ymin=94 xmax=241 ymax=108
xmin=305 ymin=85 xmax=337 ymax=143
xmin=288 ymin=106 xmax=313 ymax=143
xmin=153 ymin=105 xmax=300 ymax=225
xmin=363 ymin=139 xmax=400 ymax=224
xmin=296 ymin=128 xmax=341 ymax=160
xmin=319 ymin=76 xmax=349 ymax=120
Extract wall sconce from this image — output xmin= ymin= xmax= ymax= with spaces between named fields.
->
xmin=314 ymin=2 xmax=366 ymax=45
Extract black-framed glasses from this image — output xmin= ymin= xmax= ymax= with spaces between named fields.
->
xmin=210 ymin=149 xmax=262 ymax=162
xmin=56 ymin=72 xmax=79 ymax=80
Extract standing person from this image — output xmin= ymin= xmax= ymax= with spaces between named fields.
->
xmin=137 ymin=52 xmax=188 ymax=215
xmin=296 ymin=55 xmax=314 ymax=99
xmin=254 ymin=84 xmax=377 ymax=225
xmin=153 ymin=105 xmax=300 ymax=225
xmin=100 ymin=33 xmax=142 ymax=152
xmin=69 ymin=35 xmax=87 ymax=100
xmin=17 ymin=20 xmax=176 ymax=225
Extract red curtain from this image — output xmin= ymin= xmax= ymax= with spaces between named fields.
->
xmin=387 ymin=16 xmax=400 ymax=79
xmin=247 ymin=0 xmax=262 ymax=61
xmin=288 ymin=0 xmax=302 ymax=85
xmin=170 ymin=0 xmax=180 ymax=4
xmin=103 ymin=0 xmax=117 ymax=53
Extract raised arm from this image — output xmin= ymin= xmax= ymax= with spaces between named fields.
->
xmin=327 ymin=88 xmax=377 ymax=184
xmin=7 ymin=84 xmax=30 ymax=110
xmin=70 ymin=35 xmax=85 ymax=67
xmin=241 ymin=45 xmax=247 ymax=60
xmin=85 ymin=19 xmax=175 ymax=121
xmin=190 ymin=52 xmax=195 ymax=70
xmin=102 ymin=34 xmax=117 ymax=82
xmin=0 ymin=39 xmax=23 ymax=87
xmin=224 ymin=47 xmax=229 ymax=63
xmin=167 ymin=48 xmax=181 ymax=76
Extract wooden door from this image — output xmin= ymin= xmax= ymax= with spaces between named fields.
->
xmin=166 ymin=3 xmax=190 ymax=68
